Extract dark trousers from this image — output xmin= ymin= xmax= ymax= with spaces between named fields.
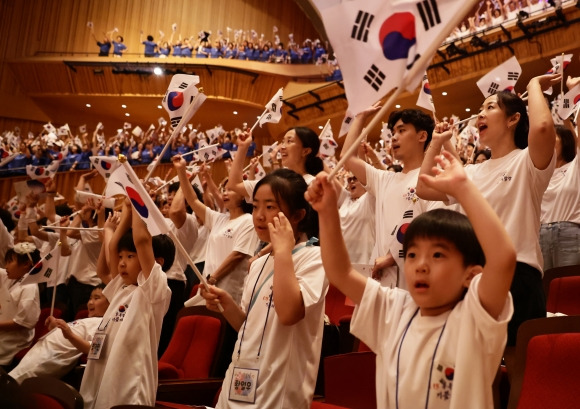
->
xmin=507 ymin=262 xmax=546 ymax=346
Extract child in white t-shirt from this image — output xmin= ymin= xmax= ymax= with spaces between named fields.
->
xmin=79 ymin=201 xmax=175 ymax=409
xmin=9 ymin=284 xmax=109 ymax=383
xmin=0 ymin=243 xmax=41 ymax=366
xmin=307 ymin=150 xmax=516 ymax=409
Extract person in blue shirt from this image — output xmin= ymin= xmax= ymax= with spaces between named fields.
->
xmin=273 ymin=42 xmax=287 ymax=63
xmin=288 ymin=44 xmax=300 ymax=64
xmin=247 ymin=43 xmax=260 ymax=61
xmin=313 ymin=41 xmax=326 ymax=63
xmin=158 ymin=41 xmax=171 ymax=57
xmin=112 ymin=35 xmax=127 ymax=57
xmin=91 ymin=27 xmax=113 ymax=57
xmin=258 ymin=45 xmax=272 ymax=62
xmin=196 ymin=40 xmax=210 ymax=58
xmin=181 ymin=39 xmax=193 ymax=58
xmin=140 ymin=32 xmax=158 ymax=57
xmin=301 ymin=40 xmax=313 ymax=64
xmin=236 ymin=44 xmax=247 ymax=60
xmin=209 ymin=40 xmax=223 ymax=58
xmin=224 ymin=42 xmax=237 ymax=59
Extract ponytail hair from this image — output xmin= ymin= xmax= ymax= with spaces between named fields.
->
xmin=293 ymin=127 xmax=324 ymax=175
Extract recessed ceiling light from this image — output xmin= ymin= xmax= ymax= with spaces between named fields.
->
xmin=395 ymin=104 xmax=401 ymax=108
xmin=153 ymin=67 xmax=163 ymax=75
xmin=125 ymin=113 xmax=130 ymax=117
xmin=318 ymin=125 xmax=323 ymax=129
xmin=121 ymin=104 xmax=127 ymax=109
xmin=233 ymin=111 xmax=238 ymax=115
xmin=157 ymin=105 xmax=162 ymax=109
xmin=465 ymin=108 xmax=471 ymax=112
xmin=442 ymin=91 xmax=448 ymax=96
xmin=85 ymin=103 xmax=91 ymax=108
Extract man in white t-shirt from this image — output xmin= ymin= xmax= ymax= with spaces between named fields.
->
xmin=341 ymin=106 xmax=444 ymax=289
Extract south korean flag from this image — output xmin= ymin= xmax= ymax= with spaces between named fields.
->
xmin=476 ymin=56 xmax=521 ymax=98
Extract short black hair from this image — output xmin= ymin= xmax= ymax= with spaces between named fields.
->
xmin=474 ymin=148 xmax=491 ymax=162
xmin=168 ymin=181 xmax=180 ymax=194
xmin=117 ymin=230 xmax=175 ymax=272
xmin=152 ymin=234 xmax=175 ymax=272
xmin=147 ymin=35 xmax=154 ymax=42
xmin=0 ymin=208 xmax=15 ymax=232
xmin=388 ymin=109 xmax=434 ymax=150
xmin=555 ymin=125 xmax=576 ymax=163
xmin=55 ymin=204 xmax=73 ymax=217
xmin=292 ymin=127 xmax=323 ymax=175
xmin=5 ymin=247 xmax=41 ymax=267
xmin=403 ymin=209 xmax=485 ymax=268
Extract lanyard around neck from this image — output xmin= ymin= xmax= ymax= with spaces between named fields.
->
xmin=396 ymin=308 xmax=448 ymax=409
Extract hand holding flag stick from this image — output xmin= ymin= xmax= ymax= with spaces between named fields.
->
xmin=325 ymin=0 xmax=481 ymax=181
xmin=108 ymin=155 xmax=223 ymax=312
xmin=250 ymin=88 xmax=284 ymax=132
xmin=452 ymin=114 xmax=478 ymax=127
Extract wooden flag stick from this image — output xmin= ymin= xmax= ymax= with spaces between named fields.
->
xmin=41 ymin=226 xmax=103 ymax=232
xmin=453 ymin=115 xmax=478 ymax=127
xmin=177 ymin=143 xmax=219 ymax=159
xmin=250 ymin=109 xmax=268 ymax=133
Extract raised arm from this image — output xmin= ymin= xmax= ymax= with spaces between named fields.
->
xmin=96 ymin=211 xmax=120 ymax=284
xmin=419 ymin=150 xmax=516 ymax=319
xmin=168 ymin=186 xmax=187 ymax=228
xmin=340 ymin=104 xmax=382 ymax=185
xmin=173 ymin=155 xmax=208 ymax=224
xmin=306 ymin=173 xmax=368 ymax=305
xmin=225 ymin=131 xmax=253 ymax=197
xmin=200 ymin=164 xmax=224 ymax=212
xmin=107 ymin=202 xmax=132 ymax=281
xmin=527 ymin=74 xmax=561 ymax=170
xmin=132 ymin=205 xmax=155 ymax=280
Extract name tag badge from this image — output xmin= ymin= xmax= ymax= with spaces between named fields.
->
xmin=229 ymin=366 xmax=259 ymax=403
xmin=87 ymin=333 xmax=106 ymax=360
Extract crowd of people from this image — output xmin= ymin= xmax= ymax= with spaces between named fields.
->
xmin=1 ymin=72 xmax=579 ymax=408
xmin=89 ymin=23 xmax=329 ymax=65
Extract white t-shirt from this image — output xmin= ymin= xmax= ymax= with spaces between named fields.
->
xmin=0 ymin=221 xmax=13 ymax=269
xmin=201 ymin=209 xmax=258 ymax=304
xmin=9 ymin=317 xmax=101 ymax=383
xmin=350 ymin=274 xmax=513 ymax=409
xmin=462 ymin=148 xmax=555 ymax=272
xmin=190 ymin=220 xmax=209 ymax=264
xmin=365 ymin=165 xmax=440 ymax=289
xmin=216 ymin=242 xmax=328 ymax=409
xmin=0 ymin=269 xmax=40 ymax=365
xmin=339 ymin=192 xmax=376 ymax=265
xmin=79 ymin=264 xmax=171 ymax=409
xmin=166 ymin=215 xmax=199 ymax=282
xmin=67 ymin=229 xmax=101 ymax=285
xmin=540 ymin=146 xmax=580 ymax=224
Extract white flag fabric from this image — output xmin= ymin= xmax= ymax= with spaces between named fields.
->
xmin=132 ymin=126 xmax=143 ymax=137
xmin=476 ymin=56 xmax=521 ymax=97
xmin=146 ymin=156 xmax=159 ymax=172
xmin=244 ymin=162 xmax=267 ymax=181
xmin=339 ymin=111 xmax=354 ymax=138
xmin=416 ymin=73 xmax=435 ymax=112
xmin=106 ymin=161 xmax=170 ymax=236
xmin=191 ymin=174 xmax=204 ymax=193
xmin=259 ymin=88 xmax=284 ymax=127
xmin=262 ymin=142 xmax=279 ymax=167
xmin=43 ymin=123 xmax=56 ymax=134
xmin=318 ymin=123 xmax=334 ymax=141
xmin=312 ymin=0 xmax=472 ymax=116
xmin=91 ymin=156 xmax=122 ymax=180
xmin=205 ymin=128 xmax=220 ymax=144
xmin=75 ymin=190 xmax=115 ymax=209
xmin=319 ymin=136 xmax=338 ymax=158
xmin=161 ymin=74 xmax=206 ymax=129
xmin=26 ymin=161 xmax=59 ymax=180
xmin=57 ymin=124 xmax=70 ymax=136
xmin=79 ymin=124 xmax=87 ymax=134
xmin=380 ymin=122 xmax=393 ymax=142
xmin=545 ymin=54 xmax=573 ymax=95
xmin=21 ymin=245 xmax=62 ymax=286
xmin=556 ymin=84 xmax=580 ymax=120
xmin=123 ymin=122 xmax=132 ymax=130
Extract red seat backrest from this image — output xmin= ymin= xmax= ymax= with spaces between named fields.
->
xmin=325 ymin=284 xmax=354 ymax=326
xmin=516 ymin=333 xmax=580 ymax=409
xmin=159 ymin=315 xmax=222 ymax=379
xmin=546 ymin=276 xmax=580 ymax=315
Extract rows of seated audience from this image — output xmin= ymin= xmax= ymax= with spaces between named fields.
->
xmin=0 ymin=74 xmax=579 ymax=409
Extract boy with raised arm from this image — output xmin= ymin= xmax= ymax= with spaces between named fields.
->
xmin=80 ymin=201 xmax=175 ymax=409
xmin=307 ymin=150 xmax=516 ymax=408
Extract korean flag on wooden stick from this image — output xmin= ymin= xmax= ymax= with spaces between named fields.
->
xmin=91 ymin=155 xmax=122 ymax=180
xmin=22 ymin=245 xmax=62 ymax=286
xmin=162 ymin=74 xmax=206 ymax=130
xmin=255 ymin=88 xmax=284 ymax=129
xmin=416 ymin=72 xmax=435 ymax=112
xmin=476 ymin=56 xmax=521 ymax=97
xmin=312 ymin=0 xmax=474 ymax=117
xmin=556 ymin=84 xmax=580 ymax=120
xmin=544 ymin=53 xmax=573 ymax=95
xmin=106 ymin=158 xmax=170 ymax=236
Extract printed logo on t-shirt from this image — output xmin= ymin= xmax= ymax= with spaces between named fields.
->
xmin=498 ymin=172 xmax=512 ymax=183
xmin=113 ymin=303 xmax=128 ymax=322
xmin=222 ymin=228 xmax=234 ymax=239
xmin=403 ymin=186 xmax=419 ymax=203
xmin=432 ymin=363 xmax=454 ymax=402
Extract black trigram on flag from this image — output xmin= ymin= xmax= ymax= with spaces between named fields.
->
xmin=364 ymin=65 xmax=386 ymax=91
xmin=351 ymin=10 xmax=374 ymax=42
xmin=344 ymin=116 xmax=352 ymax=125
xmin=563 ymin=99 xmax=570 ymax=109
xmin=507 ymin=71 xmax=519 ymax=81
xmin=399 ymin=249 xmax=405 ymax=258
xmin=488 ymin=82 xmax=499 ymax=95
xmin=171 ymin=117 xmax=182 ymax=128
xmin=44 ymin=268 xmax=53 ymax=278
xmin=270 ymin=103 xmax=278 ymax=112
xmin=178 ymin=82 xmax=189 ymax=89
xmin=265 ymin=113 xmax=272 ymax=121
xmin=416 ymin=0 xmax=441 ymax=31
xmin=45 ymin=253 xmax=53 ymax=261
xmin=403 ymin=210 xmax=414 ymax=219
